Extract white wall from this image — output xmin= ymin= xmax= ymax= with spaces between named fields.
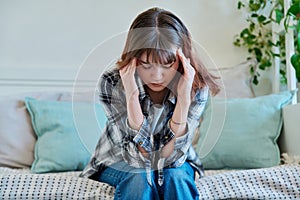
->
xmin=0 ymin=0 xmax=248 ymax=94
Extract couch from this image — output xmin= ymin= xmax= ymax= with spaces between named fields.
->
xmin=1 ymin=60 xmax=300 ymax=199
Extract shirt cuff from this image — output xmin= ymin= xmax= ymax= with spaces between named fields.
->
xmin=126 ymin=117 xmax=152 ymax=152
xmin=169 ymin=120 xmax=190 ymax=153
xmin=160 ymin=119 xmax=176 ymax=145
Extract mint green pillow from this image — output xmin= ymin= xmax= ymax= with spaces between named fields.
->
xmin=196 ymin=90 xmax=295 ymax=169
xmin=25 ymin=98 xmax=107 ymax=173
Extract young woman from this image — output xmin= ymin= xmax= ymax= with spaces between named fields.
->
xmin=80 ymin=7 xmax=219 ymax=200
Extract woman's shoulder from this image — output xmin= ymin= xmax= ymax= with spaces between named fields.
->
xmin=193 ymin=86 xmax=209 ymax=102
xmin=100 ymin=66 xmax=121 ymax=87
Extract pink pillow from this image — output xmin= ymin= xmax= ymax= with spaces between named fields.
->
xmin=0 ymin=92 xmax=67 ymax=168
xmin=210 ymin=59 xmax=256 ymax=98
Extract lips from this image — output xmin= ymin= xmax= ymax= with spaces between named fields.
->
xmin=150 ymin=83 xmax=163 ymax=87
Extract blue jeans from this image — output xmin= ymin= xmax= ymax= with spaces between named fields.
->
xmin=94 ymin=161 xmax=200 ymax=200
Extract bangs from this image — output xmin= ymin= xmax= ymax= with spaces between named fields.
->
xmin=138 ymin=48 xmax=176 ymax=64
xmin=121 ymin=27 xmax=181 ymax=67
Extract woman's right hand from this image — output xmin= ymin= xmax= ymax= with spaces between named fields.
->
xmin=119 ymin=58 xmax=139 ymax=100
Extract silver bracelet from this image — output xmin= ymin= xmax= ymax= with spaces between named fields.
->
xmin=170 ymin=118 xmax=186 ymax=125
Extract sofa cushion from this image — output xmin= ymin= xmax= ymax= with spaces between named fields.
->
xmin=0 ymin=92 xmax=66 ymax=168
xmin=25 ymin=97 xmax=106 ymax=173
xmin=196 ymin=90 xmax=295 ymax=169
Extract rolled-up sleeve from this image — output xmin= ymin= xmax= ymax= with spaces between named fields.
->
xmin=126 ymin=116 xmax=153 ymax=152
xmin=98 ymin=69 xmax=152 ymax=160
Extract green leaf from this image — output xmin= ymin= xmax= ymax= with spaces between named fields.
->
xmin=291 ymin=53 xmax=300 ymax=80
xmin=262 ymin=20 xmax=272 ymax=25
xmin=258 ymin=59 xmax=272 ymax=70
xmin=287 ymin=3 xmax=300 ymax=18
xmin=260 ymin=0 xmax=267 ymax=8
xmin=297 ymin=22 xmax=300 ymax=52
xmin=254 ymin=48 xmax=263 ymax=60
xmin=280 ymin=69 xmax=286 ymax=76
xmin=267 ymin=40 xmax=274 ymax=46
xmin=275 ymin=9 xmax=284 ymax=23
xmin=237 ymin=1 xmax=244 ymax=9
xmin=240 ymin=28 xmax=250 ymax=37
xmin=250 ymin=66 xmax=255 ymax=74
xmin=249 ymin=23 xmax=255 ymax=32
xmin=246 ymin=37 xmax=256 ymax=45
xmin=253 ymin=75 xmax=259 ymax=85
xmin=257 ymin=15 xmax=267 ymax=23
xmin=271 ymin=52 xmax=281 ymax=57
xmin=249 ymin=3 xmax=261 ymax=12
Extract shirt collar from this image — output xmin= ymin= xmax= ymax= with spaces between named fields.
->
xmin=135 ymin=73 xmax=147 ymax=101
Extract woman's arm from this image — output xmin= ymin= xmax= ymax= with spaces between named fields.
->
xmin=125 ymin=91 xmax=149 ymax=157
xmin=99 ymin=67 xmax=153 ymax=165
xmin=162 ymin=87 xmax=209 ymax=161
xmin=119 ymin=59 xmax=149 ymax=157
xmin=161 ymin=96 xmax=190 ymax=158
xmin=161 ymin=48 xmax=200 ymax=158
xmin=119 ymin=59 xmax=144 ymax=130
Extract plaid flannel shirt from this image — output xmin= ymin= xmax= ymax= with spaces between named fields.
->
xmin=80 ymin=67 xmax=208 ymax=186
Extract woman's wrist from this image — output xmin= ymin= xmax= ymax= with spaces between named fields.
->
xmin=169 ymin=117 xmax=187 ymax=136
xmin=169 ymin=97 xmax=189 ymax=135
xmin=170 ymin=118 xmax=186 ymax=126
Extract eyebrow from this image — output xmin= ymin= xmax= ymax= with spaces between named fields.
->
xmin=138 ymin=58 xmax=174 ymax=65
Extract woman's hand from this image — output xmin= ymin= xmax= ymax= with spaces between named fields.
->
xmin=119 ymin=58 xmax=139 ymax=100
xmin=120 ymin=58 xmax=147 ymax=155
xmin=120 ymin=58 xmax=143 ymax=130
xmin=176 ymin=48 xmax=195 ymax=102
xmin=162 ymin=49 xmax=194 ymax=158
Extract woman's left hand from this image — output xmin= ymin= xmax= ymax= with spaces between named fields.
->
xmin=176 ymin=48 xmax=195 ymax=102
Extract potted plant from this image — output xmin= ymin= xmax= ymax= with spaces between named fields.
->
xmin=234 ymin=0 xmax=286 ymax=86
xmin=235 ymin=0 xmax=300 ymax=100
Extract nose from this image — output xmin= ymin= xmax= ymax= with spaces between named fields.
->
xmin=150 ymin=65 xmax=164 ymax=80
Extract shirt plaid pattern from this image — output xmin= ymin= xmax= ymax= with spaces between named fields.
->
xmin=80 ymin=67 xmax=208 ymax=185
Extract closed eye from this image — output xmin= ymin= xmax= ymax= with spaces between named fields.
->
xmin=139 ymin=61 xmax=152 ymax=69
xmin=161 ymin=61 xmax=175 ymax=68
xmin=138 ymin=59 xmax=175 ymax=69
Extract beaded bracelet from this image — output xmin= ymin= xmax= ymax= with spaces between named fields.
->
xmin=170 ymin=118 xmax=186 ymax=125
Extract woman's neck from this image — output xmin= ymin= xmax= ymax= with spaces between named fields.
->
xmin=146 ymin=86 xmax=169 ymax=105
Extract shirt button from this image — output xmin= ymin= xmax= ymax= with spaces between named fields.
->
xmin=164 ymin=136 xmax=169 ymax=139
xmin=138 ymin=141 xmax=143 ymax=145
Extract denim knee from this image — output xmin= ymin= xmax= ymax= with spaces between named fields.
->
xmin=164 ymin=162 xmax=195 ymax=180
xmin=115 ymin=170 xmax=159 ymax=200
xmin=161 ymin=162 xmax=199 ymax=200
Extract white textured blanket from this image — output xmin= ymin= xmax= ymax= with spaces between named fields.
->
xmin=0 ymin=164 xmax=299 ymax=199
xmin=198 ymin=164 xmax=300 ymax=199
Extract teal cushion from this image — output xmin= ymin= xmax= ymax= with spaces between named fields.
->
xmin=196 ymin=90 xmax=295 ymax=169
xmin=25 ymin=97 xmax=106 ymax=173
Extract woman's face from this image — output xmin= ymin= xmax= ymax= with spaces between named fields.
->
xmin=136 ymin=51 xmax=179 ymax=92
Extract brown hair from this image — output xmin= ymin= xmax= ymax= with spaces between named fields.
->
xmin=117 ymin=7 xmax=220 ymax=96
